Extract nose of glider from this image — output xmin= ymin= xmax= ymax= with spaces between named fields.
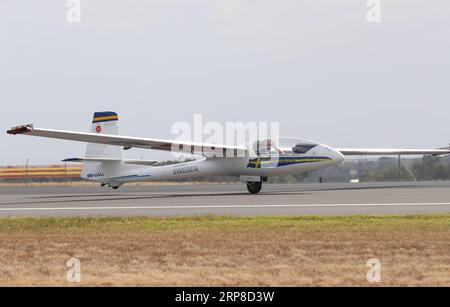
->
xmin=330 ymin=146 xmax=345 ymax=164
xmin=318 ymin=144 xmax=345 ymax=164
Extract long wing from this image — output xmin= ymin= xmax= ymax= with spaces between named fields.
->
xmin=337 ymin=148 xmax=450 ymax=156
xmin=7 ymin=124 xmax=247 ymax=157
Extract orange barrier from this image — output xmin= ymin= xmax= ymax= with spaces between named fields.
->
xmin=0 ymin=165 xmax=82 ymax=179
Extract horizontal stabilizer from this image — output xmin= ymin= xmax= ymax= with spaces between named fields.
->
xmin=63 ymin=157 xmax=121 ymax=163
xmin=123 ymin=159 xmax=159 ymax=166
xmin=63 ymin=157 xmax=158 ymax=166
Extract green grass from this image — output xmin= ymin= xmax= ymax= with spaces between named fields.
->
xmin=0 ymin=214 xmax=449 ymax=233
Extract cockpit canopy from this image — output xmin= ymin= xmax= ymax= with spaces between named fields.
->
xmin=249 ymin=137 xmax=319 ymax=156
xmin=292 ymin=143 xmax=317 ymax=154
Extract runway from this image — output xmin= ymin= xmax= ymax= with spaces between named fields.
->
xmin=1 ymin=182 xmax=450 ymax=216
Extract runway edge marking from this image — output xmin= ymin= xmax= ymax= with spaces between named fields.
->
xmin=1 ymin=202 xmax=450 ymax=211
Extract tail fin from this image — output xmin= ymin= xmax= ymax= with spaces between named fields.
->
xmin=81 ymin=111 xmax=122 ymax=185
xmin=85 ymin=111 xmax=121 ymax=159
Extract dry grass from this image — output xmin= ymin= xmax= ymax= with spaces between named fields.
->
xmin=0 ymin=215 xmax=449 ymax=286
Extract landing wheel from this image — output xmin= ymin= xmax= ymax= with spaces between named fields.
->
xmin=112 ymin=186 xmax=120 ymax=190
xmin=246 ymin=181 xmax=262 ymax=194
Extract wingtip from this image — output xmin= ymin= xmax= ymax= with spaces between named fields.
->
xmin=7 ymin=124 xmax=33 ymax=135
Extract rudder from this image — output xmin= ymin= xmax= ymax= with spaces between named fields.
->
xmin=82 ymin=111 xmax=122 ymax=183
xmin=85 ymin=111 xmax=121 ymax=159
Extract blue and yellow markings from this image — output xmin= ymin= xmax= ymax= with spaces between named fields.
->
xmin=247 ymin=156 xmax=332 ymax=168
xmin=92 ymin=112 xmax=119 ymax=123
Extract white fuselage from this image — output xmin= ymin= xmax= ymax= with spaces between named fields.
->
xmin=81 ymin=143 xmax=345 ymax=187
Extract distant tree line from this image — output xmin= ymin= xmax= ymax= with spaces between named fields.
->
xmin=270 ymin=155 xmax=450 ymax=183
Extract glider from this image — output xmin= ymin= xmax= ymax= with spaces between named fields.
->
xmin=7 ymin=112 xmax=450 ymax=193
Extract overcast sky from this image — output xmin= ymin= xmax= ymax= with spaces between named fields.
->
xmin=1 ymin=0 xmax=449 ymax=165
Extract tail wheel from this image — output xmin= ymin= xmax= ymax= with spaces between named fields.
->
xmin=246 ymin=181 xmax=262 ymax=194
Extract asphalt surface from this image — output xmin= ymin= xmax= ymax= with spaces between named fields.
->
xmin=1 ymin=182 xmax=450 ymax=216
